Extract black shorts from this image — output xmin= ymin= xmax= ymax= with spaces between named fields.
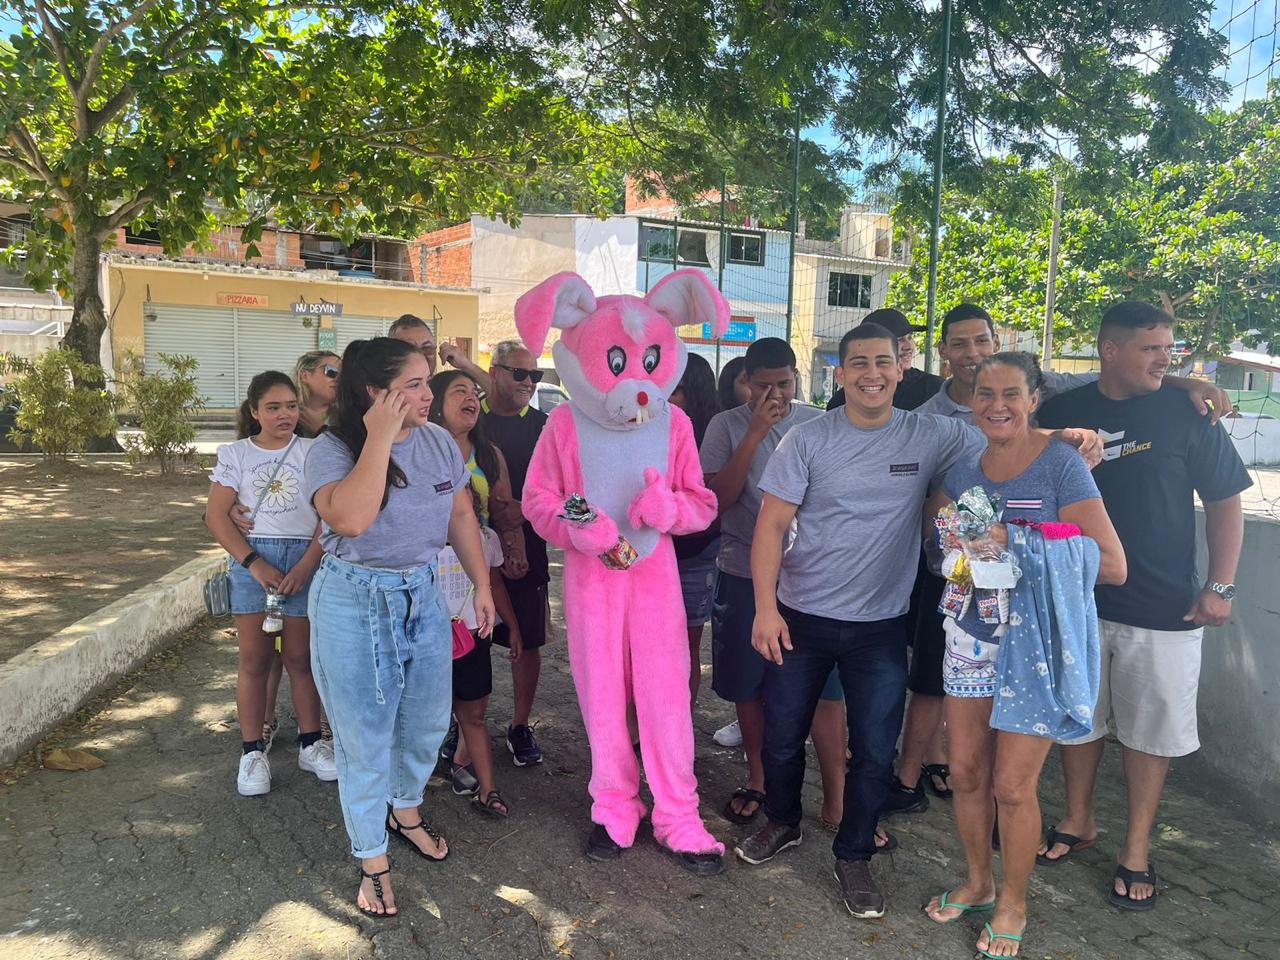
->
xmin=453 ymin=637 xmax=493 ymax=702
xmin=495 ymin=574 xmax=548 ymax=651
xmin=907 ymin=560 xmax=947 ymax=697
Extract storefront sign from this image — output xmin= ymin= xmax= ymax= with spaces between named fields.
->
xmin=703 ymin=317 xmax=756 ymax=343
xmin=217 ymin=292 xmax=269 ymax=307
xmin=292 ymin=300 xmax=343 ymax=317
xmin=317 ymin=328 xmax=338 ymax=351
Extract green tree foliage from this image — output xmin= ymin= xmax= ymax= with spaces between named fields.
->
xmin=889 ymin=93 xmax=1280 ymax=357
xmin=119 ymin=351 xmax=203 ymax=473
xmin=0 ymin=1 xmax=626 ymax=364
xmin=0 ymin=349 xmax=116 ymax=458
xmin=0 ymin=0 xmax=1233 ymax=363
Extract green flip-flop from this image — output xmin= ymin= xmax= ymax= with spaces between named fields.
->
xmin=978 ymin=921 xmax=1025 ymax=958
xmin=923 ymin=889 xmax=996 ymax=924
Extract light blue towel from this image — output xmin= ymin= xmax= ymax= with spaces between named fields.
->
xmin=990 ymin=526 xmax=1101 ymax=740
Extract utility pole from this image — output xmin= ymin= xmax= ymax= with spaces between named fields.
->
xmin=923 ymin=0 xmax=954 ymax=374
xmin=1041 ymin=176 xmax=1064 ymax=370
xmin=785 ymin=102 xmax=801 ymax=344
xmin=717 ymin=172 xmax=727 ymax=374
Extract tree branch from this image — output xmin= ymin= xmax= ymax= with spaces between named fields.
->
xmin=7 ymin=121 xmax=69 ymax=200
xmin=34 ymin=0 xmax=84 ymax=132
xmin=0 ymin=147 xmax=44 ymax=182
xmin=82 ymin=0 xmax=165 ymax=101
xmin=102 ymin=190 xmax=158 ymax=236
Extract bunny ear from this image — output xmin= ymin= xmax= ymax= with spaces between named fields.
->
xmin=514 ymin=272 xmax=598 ymax=356
xmin=644 ymin=268 xmax=731 ymax=339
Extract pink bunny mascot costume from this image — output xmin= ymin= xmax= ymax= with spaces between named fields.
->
xmin=517 ymin=269 xmax=728 ymax=873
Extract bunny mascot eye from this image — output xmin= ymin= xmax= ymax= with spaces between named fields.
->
xmin=642 ymin=346 xmax=661 ymax=374
xmin=607 ymin=347 xmax=627 ymax=376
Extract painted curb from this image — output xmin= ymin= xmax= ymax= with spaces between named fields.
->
xmin=0 ymin=552 xmax=224 ymax=766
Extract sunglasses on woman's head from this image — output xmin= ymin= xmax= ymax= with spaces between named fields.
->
xmin=322 ymin=364 xmax=340 ymax=380
xmin=494 ymin=363 xmax=544 ymax=384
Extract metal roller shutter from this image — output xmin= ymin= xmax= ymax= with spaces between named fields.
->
xmin=233 ymin=309 xmax=319 ymax=386
xmin=334 ymin=316 xmax=390 ymax=352
xmin=145 ymin=305 xmax=238 ymax=407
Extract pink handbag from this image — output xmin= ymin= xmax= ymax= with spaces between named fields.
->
xmin=450 ymin=582 xmax=476 ymax=660
xmin=451 ymin=617 xmax=475 ymax=660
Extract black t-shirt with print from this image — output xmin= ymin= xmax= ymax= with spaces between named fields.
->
xmin=482 ymin=402 xmax=550 ymax=584
xmin=1038 ymin=383 xmax=1252 ymax=631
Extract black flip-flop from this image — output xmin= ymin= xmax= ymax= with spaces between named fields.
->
xmin=1036 ymin=825 xmax=1096 ymax=866
xmin=1109 ymin=863 xmax=1158 ymax=911
xmin=723 ymin=787 xmax=765 ymax=825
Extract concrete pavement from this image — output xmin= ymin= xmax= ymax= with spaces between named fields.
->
xmin=2 ymin=612 xmax=1277 ymax=959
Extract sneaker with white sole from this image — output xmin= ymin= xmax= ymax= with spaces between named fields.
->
xmin=298 ymin=739 xmax=338 ymax=781
xmin=237 ymin=750 xmax=272 ymax=796
xmin=713 ymin=720 xmax=743 ymax=748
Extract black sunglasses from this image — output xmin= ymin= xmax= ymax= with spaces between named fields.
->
xmin=494 ymin=363 xmax=544 ymax=384
xmin=322 ymin=364 xmax=340 ymax=380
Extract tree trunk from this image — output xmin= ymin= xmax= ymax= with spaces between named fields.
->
xmin=61 ymin=232 xmax=107 ymax=370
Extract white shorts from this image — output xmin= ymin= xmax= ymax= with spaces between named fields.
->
xmin=1060 ymin=619 xmax=1203 ymax=757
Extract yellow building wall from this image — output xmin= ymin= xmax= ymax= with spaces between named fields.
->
xmin=790 ymin=256 xmax=820 ymax=401
xmin=108 ymin=262 xmax=480 ymax=371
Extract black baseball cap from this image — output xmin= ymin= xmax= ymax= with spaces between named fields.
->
xmin=862 ymin=308 xmax=925 ymax=338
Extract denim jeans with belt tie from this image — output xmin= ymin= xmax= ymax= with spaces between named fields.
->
xmin=308 ymin=552 xmax=451 ymax=859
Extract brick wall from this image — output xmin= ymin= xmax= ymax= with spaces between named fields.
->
xmin=410 ymin=221 xmax=473 ymax=288
xmin=111 ymin=226 xmax=306 ymax=269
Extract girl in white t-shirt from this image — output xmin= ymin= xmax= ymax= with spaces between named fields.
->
xmin=438 ymin=484 xmax=524 ymax=818
xmin=207 ymin=371 xmax=335 ymax=798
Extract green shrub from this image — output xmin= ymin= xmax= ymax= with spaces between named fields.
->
xmin=0 ymin=350 xmax=117 ymax=459
xmin=119 ymin=352 xmax=205 ymax=474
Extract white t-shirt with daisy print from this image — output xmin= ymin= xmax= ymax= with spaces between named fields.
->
xmin=210 ymin=436 xmax=318 ymax=539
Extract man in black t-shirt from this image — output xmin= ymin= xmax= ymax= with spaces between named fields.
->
xmin=1036 ymin=302 xmax=1250 ymax=911
xmin=825 ymin=308 xmax=942 ymax=412
xmin=480 ymin=340 xmax=551 ymax=767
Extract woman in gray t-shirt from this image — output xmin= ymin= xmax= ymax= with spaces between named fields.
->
xmin=304 ymin=337 xmax=495 ymax=920
xmin=922 ymin=353 xmax=1125 ymax=958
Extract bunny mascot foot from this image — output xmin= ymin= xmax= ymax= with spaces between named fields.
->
xmin=517 ymin=269 xmax=729 ymax=868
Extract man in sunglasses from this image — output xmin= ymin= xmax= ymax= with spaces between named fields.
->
xmin=471 ymin=340 xmax=552 ymax=767
xmin=389 ymin=314 xmax=437 ymax=375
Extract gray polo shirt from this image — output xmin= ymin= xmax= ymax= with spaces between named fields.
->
xmin=917 ymin=371 xmax=1098 ymax=425
xmin=700 ymin=402 xmax=825 ymax=578
xmin=759 ymin=408 xmax=983 ymax=622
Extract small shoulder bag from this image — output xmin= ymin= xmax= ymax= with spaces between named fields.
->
xmin=203 ymin=437 xmax=300 ymax=616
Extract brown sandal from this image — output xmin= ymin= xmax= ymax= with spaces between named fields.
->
xmin=471 ymin=790 xmax=510 ymax=819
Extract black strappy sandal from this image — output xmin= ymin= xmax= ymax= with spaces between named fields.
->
xmin=357 ymin=867 xmax=398 ymax=919
xmin=922 ymin=763 xmax=953 ymax=800
xmin=386 ymin=807 xmax=449 ymax=862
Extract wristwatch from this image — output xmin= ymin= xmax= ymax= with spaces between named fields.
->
xmin=1207 ymin=581 xmax=1237 ymax=600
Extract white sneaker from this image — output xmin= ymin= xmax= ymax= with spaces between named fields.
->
xmin=298 ymin=739 xmax=338 ymax=781
xmin=237 ymin=750 xmax=272 ymax=796
xmin=713 ymin=720 xmax=744 ymax=747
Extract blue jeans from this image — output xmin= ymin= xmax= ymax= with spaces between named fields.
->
xmin=308 ymin=553 xmax=451 ymax=859
xmin=762 ymin=605 xmax=909 ymax=862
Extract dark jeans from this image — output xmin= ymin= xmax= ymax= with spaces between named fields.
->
xmin=762 ymin=604 xmax=909 ymax=862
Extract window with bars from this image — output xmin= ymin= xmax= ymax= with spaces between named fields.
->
xmin=827 ymin=271 xmax=873 ymax=308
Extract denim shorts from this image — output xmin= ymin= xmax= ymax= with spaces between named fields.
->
xmin=227 ymin=536 xmax=313 ymax=617
xmin=712 ymin=571 xmax=843 ymax=703
xmin=677 ymin=538 xmax=720 ymax=628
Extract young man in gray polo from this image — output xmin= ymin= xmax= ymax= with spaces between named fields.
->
xmin=735 ymin=323 xmax=984 ymax=919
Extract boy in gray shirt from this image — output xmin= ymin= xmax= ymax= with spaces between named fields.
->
xmin=700 ymin=338 xmax=833 ymax=828
xmin=733 ymin=323 xmax=981 ymax=921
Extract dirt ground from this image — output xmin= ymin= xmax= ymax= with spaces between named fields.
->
xmin=0 ymin=456 xmax=212 ymax=660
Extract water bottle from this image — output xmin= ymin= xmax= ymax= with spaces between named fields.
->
xmin=263 ymin=589 xmax=285 ymax=633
